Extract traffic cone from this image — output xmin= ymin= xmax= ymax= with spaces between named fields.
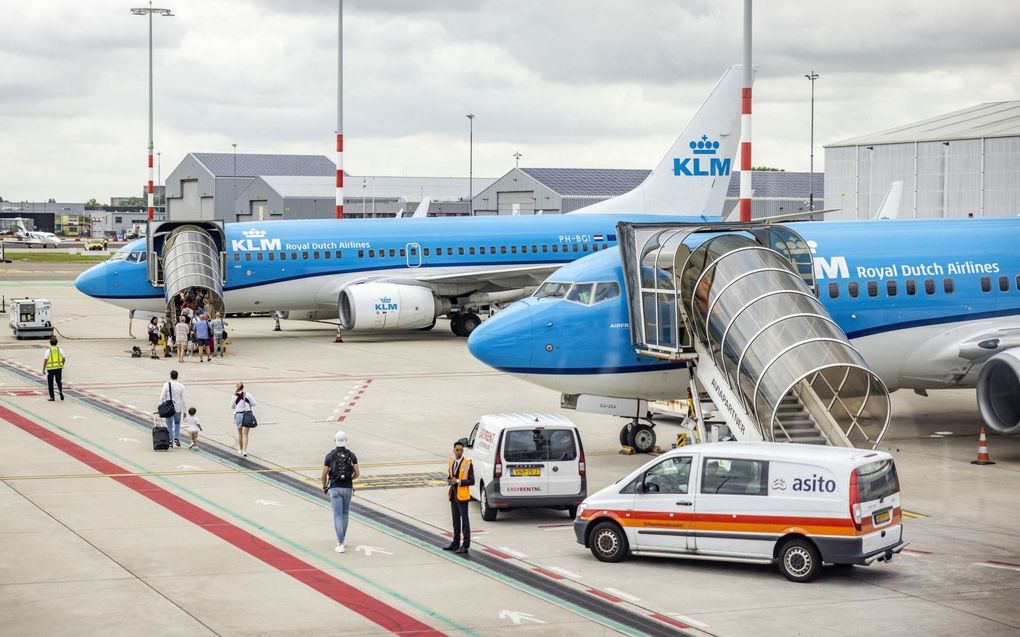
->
xmin=334 ymin=325 xmax=344 ymax=343
xmin=971 ymin=426 xmax=996 ymax=465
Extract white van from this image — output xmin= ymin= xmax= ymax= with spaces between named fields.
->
xmin=574 ymin=442 xmax=906 ymax=582
xmin=465 ymin=413 xmax=587 ymax=521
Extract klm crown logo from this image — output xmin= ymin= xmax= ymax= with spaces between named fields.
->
xmin=374 ymin=296 xmax=398 ymax=312
xmin=673 ymin=134 xmax=731 ymax=177
xmin=242 ymin=228 xmax=266 ymax=238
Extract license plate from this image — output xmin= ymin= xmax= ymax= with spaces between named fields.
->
xmin=510 ymin=467 xmax=541 ymax=477
xmin=874 ymin=510 xmax=891 ymax=524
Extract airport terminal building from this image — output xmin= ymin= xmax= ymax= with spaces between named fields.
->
xmin=824 ymin=101 xmax=1020 ymax=219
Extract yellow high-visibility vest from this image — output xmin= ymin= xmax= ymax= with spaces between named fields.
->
xmin=45 ymin=346 xmax=64 ymax=371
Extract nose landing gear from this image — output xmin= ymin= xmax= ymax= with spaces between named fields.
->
xmin=620 ymin=418 xmax=657 ymax=454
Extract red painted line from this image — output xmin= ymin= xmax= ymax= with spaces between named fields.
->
xmin=586 ymin=589 xmax=622 ymax=603
xmin=532 ymin=567 xmax=564 ymax=580
xmin=902 ymin=548 xmax=932 ymax=555
xmin=0 ymin=405 xmax=445 ymax=637
xmin=482 ymin=547 xmax=512 ymax=560
xmin=651 ymin=614 xmax=690 ymax=630
xmin=988 ymin=560 xmax=1020 ymax=569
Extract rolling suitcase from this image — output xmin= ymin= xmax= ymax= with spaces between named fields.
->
xmin=152 ymin=415 xmax=171 ymax=451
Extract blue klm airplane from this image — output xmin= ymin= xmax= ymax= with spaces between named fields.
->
xmin=466 ymin=218 xmax=1020 ymax=444
xmin=75 ymin=66 xmax=749 ymax=336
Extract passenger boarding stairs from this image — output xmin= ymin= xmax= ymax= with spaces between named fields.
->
xmin=617 ymin=222 xmax=891 ymax=449
xmin=146 ymin=221 xmax=228 ymax=318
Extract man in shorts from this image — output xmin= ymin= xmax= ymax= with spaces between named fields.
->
xmin=193 ymin=313 xmax=211 ymax=362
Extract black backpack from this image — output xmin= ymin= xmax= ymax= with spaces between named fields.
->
xmin=131 ymin=346 xmax=142 ymax=358
xmin=329 ymin=449 xmax=355 ymax=484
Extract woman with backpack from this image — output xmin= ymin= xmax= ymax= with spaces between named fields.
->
xmin=230 ymin=382 xmax=257 ymax=457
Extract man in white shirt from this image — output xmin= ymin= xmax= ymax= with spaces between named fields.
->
xmin=158 ymin=370 xmax=187 ymax=448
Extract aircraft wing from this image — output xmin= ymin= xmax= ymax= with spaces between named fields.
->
xmin=410 ymin=264 xmax=557 ymax=293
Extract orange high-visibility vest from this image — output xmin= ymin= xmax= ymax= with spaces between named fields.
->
xmin=448 ymin=458 xmax=472 ymax=502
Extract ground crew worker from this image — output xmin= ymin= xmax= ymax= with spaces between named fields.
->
xmin=443 ymin=438 xmax=474 ymax=554
xmin=42 ymin=336 xmax=65 ymax=401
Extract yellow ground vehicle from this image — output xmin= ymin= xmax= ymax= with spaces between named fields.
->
xmin=85 ymin=238 xmax=109 ymax=251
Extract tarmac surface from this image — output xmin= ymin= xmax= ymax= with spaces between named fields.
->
xmin=2 ymin=261 xmax=1019 ymax=637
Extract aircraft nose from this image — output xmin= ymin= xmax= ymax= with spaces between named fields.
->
xmin=74 ymin=262 xmax=107 ymax=297
xmin=467 ymin=299 xmax=535 ymax=372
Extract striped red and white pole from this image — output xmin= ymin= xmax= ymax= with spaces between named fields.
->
xmin=971 ymin=426 xmax=996 ymax=465
xmin=147 ymin=151 xmax=155 ymax=221
xmin=335 ymin=133 xmax=344 ymax=219
xmin=739 ymin=0 xmax=752 ymax=222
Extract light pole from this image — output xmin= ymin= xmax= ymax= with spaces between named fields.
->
xmin=335 ymin=0 xmax=344 ymax=219
xmin=805 ymin=71 xmax=819 ymax=211
xmin=513 ymin=151 xmax=522 ymax=168
xmin=232 ymin=143 xmax=237 ymax=216
xmin=156 ymin=151 xmax=161 ymax=216
xmin=467 ymin=114 xmax=475 ymax=216
xmin=131 ymin=1 xmax=174 ymax=221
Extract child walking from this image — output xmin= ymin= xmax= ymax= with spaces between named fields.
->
xmin=184 ymin=407 xmax=203 ymax=449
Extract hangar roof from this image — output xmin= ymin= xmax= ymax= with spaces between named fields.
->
xmin=520 ymin=168 xmax=650 ymax=196
xmin=191 ymin=153 xmax=336 ymax=178
xmin=827 ymin=101 xmax=1020 ymax=147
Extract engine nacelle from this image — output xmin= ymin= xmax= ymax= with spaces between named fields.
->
xmin=339 ymin=283 xmax=445 ymax=331
xmin=977 ymin=349 xmax=1020 ymax=434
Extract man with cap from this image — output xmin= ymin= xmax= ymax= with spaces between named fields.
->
xmin=444 ymin=438 xmax=475 ymax=554
xmin=321 ymin=430 xmax=360 ymax=553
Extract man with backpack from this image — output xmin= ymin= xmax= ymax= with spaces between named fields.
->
xmin=320 ymin=430 xmax=359 ymax=554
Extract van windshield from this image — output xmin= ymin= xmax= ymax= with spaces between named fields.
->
xmin=504 ymin=429 xmax=576 ymax=462
xmin=857 ymin=459 xmax=899 ymax=502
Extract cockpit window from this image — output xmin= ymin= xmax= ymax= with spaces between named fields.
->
xmin=566 ymin=283 xmax=594 ymax=305
xmin=126 ymin=251 xmax=147 ymax=263
xmin=534 ymin=281 xmax=572 ymax=299
xmin=593 ymin=281 xmax=621 ymax=303
xmin=110 ymin=251 xmax=129 ymax=261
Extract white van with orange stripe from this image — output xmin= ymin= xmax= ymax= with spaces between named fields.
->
xmin=574 ymin=442 xmax=906 ymax=582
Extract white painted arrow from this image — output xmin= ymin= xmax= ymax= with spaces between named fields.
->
xmin=117 ymin=437 xmax=140 ymax=443
xmin=254 ymin=499 xmax=281 ymax=507
xmin=175 ymin=464 xmax=201 ymax=471
xmin=355 ymin=545 xmax=393 ymax=557
xmin=69 ymin=415 xmax=86 ymax=420
xmin=498 ymin=610 xmax=545 ymax=625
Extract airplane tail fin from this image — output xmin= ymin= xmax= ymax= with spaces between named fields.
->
xmin=411 ymin=198 xmax=431 ymax=218
xmin=571 ymin=65 xmax=749 ymax=216
xmin=873 ymin=181 xmax=903 ymax=220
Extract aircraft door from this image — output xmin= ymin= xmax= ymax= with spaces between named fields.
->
xmin=406 ymin=242 xmax=422 ymax=268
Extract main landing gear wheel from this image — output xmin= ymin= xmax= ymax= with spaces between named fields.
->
xmin=460 ymin=313 xmax=481 ymax=336
xmin=627 ymin=423 xmax=657 ymax=454
xmin=450 ymin=315 xmax=465 ymax=336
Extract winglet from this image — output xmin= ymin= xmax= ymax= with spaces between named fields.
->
xmin=571 ymin=65 xmax=749 ymax=216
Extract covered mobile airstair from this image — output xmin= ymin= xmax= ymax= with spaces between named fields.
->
xmin=147 ymin=221 xmax=227 ymax=320
xmin=618 ymin=222 xmax=890 ymax=449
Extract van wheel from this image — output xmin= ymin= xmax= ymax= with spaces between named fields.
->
xmin=567 ymin=505 xmax=578 ymax=519
xmin=480 ymin=483 xmax=497 ymax=521
xmin=627 ymin=424 xmax=656 ymax=453
xmin=590 ymin=521 xmax=628 ymax=563
xmin=778 ymin=538 xmax=822 ymax=583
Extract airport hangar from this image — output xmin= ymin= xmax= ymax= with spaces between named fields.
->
xmin=162 ymin=152 xmax=823 ymax=223
xmin=825 ymin=101 xmax=1020 ymax=219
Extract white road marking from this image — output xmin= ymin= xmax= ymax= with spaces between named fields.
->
xmin=497 ymin=546 xmax=529 ymax=559
xmin=254 ymin=499 xmax=282 ymax=507
xmin=605 ymin=587 xmax=641 ymax=603
xmin=355 ymin=545 xmax=394 ymax=557
xmin=548 ymin=566 xmax=583 ymax=580
xmin=69 ymin=415 xmax=86 ymax=420
xmin=976 ymin=561 xmax=1020 ymax=572
xmin=498 ymin=610 xmax=546 ymax=625
xmin=175 ymin=464 xmax=201 ymax=471
xmin=117 ymin=438 xmax=140 ymax=443
xmin=669 ymin=614 xmax=709 ymax=629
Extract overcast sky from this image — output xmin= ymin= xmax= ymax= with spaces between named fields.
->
xmin=2 ymin=0 xmax=1018 ymax=202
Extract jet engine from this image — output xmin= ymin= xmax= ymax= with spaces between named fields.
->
xmin=339 ymin=283 xmax=448 ymax=331
xmin=976 ymin=349 xmax=1020 ymax=434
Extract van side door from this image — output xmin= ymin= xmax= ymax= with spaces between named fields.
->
xmin=631 ymin=455 xmax=697 ymax=553
xmin=694 ymin=456 xmax=772 ymax=558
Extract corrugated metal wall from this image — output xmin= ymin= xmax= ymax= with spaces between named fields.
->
xmin=824 ymin=136 xmax=1020 ymax=219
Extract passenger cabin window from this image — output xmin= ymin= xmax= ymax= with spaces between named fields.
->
xmin=368 ymin=250 xmax=375 ymax=258
xmin=848 ymin=281 xmax=859 ymax=298
xmin=490 ymin=245 xmax=496 ymax=254
xmin=542 ymin=245 xmax=548 ymax=253
xmin=999 ymin=276 xmax=1009 ymax=292
xmin=592 ymin=282 xmax=621 ymax=303
xmin=458 ymin=247 xmax=464 ymax=256
xmin=479 ymin=246 xmax=486 ymax=255
xmin=323 ymin=251 xmax=330 ymax=259
xmin=245 ymin=253 xmax=252 ymax=262
xmin=905 ymin=279 xmax=916 ymax=296
xmin=511 ymin=246 xmax=518 ymax=254
xmin=256 ymin=253 xmax=264 ymax=261
xmin=302 ymin=251 xmax=309 ymax=260
xmin=520 ymin=245 xmax=527 ymax=253
xmin=399 ymin=248 xmax=406 ymax=257
xmin=925 ymin=279 xmax=935 ymax=295
xmin=886 ymin=280 xmax=897 ymax=297
xmin=582 ymin=243 xmax=589 ymax=252
xmin=981 ymin=276 xmax=991 ymax=292
xmin=292 ymin=252 xmax=299 ymax=260
xmin=389 ymin=249 xmax=395 ymax=258
xmin=640 ymin=457 xmax=692 ymax=495
xmin=828 ymin=282 xmax=839 ymax=299
xmin=532 ymin=245 xmax=538 ymax=253
xmin=335 ymin=250 xmax=342 ymax=259
xmin=233 ymin=253 xmax=240 ymax=262
xmin=469 ymin=247 xmax=475 ymax=255
xmin=268 ymin=253 xmax=275 ymax=261
xmin=566 ymin=283 xmax=594 ymax=305
xmin=447 ymin=248 xmax=453 ymax=256
xmin=358 ymin=250 xmax=364 ymax=258
xmin=500 ymin=246 xmax=507 ymax=254
xmin=867 ymin=281 xmax=878 ymax=297
xmin=552 ymin=245 xmax=559 ymax=253
xmin=279 ymin=252 xmax=286 ymax=261
xmin=572 ymin=244 xmax=579 ymax=252
xmin=701 ymin=457 xmax=768 ymax=496
xmin=944 ymin=278 xmax=955 ymax=294
xmin=313 ymin=251 xmax=320 ymax=259
xmin=423 ymin=248 xmax=430 ymax=256
xmin=1016 ymin=275 xmax=1020 ymax=291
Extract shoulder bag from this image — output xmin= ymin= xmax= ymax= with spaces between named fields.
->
xmin=157 ymin=382 xmax=176 ymax=417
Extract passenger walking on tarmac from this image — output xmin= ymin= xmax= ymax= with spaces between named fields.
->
xmin=147 ymin=317 xmax=161 ymax=359
xmin=183 ymin=407 xmax=203 ymax=449
xmin=174 ymin=316 xmax=190 ymax=363
xmin=321 ymin=430 xmax=360 ymax=554
xmin=210 ymin=312 xmax=226 ymax=358
xmin=231 ymin=383 xmax=256 ymax=457
xmin=194 ymin=313 xmax=212 ymax=362
xmin=42 ymin=336 xmax=66 ymax=401
xmin=443 ymin=438 xmax=475 ymax=554
xmin=158 ymin=370 xmax=187 ymax=448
